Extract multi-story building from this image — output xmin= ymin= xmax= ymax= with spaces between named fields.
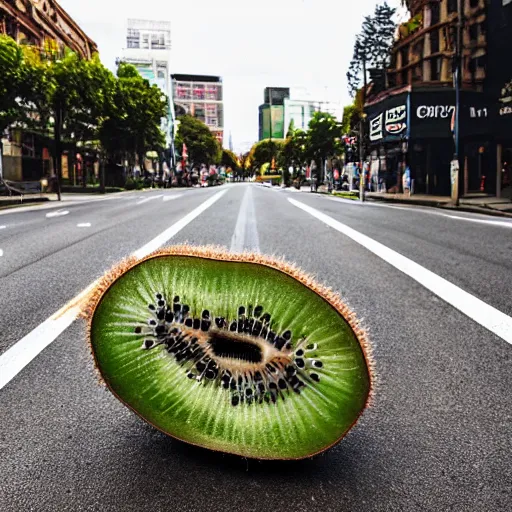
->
xmin=364 ymin=0 xmax=493 ymax=196
xmin=486 ymin=0 xmax=512 ymax=198
xmin=119 ymin=19 xmax=175 ymax=157
xmin=0 ymin=0 xmax=97 ymax=182
xmin=0 ymin=0 xmax=97 ymax=58
xmin=172 ymin=74 xmax=224 ymax=145
xmin=258 ymin=87 xmax=341 ymax=141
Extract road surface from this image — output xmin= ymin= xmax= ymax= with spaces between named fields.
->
xmin=1 ymin=184 xmax=511 ymax=511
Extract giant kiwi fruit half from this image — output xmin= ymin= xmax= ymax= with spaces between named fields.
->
xmin=87 ymin=246 xmax=373 ymax=460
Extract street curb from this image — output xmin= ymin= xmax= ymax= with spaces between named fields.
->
xmin=365 ymin=195 xmax=512 ymax=218
xmin=0 ymin=197 xmax=51 ymax=211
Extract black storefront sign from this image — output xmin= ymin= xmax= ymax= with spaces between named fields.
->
xmin=408 ymin=90 xmax=488 ymax=139
xmin=366 ymin=92 xmax=409 ymax=144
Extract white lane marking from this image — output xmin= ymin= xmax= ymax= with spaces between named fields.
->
xmin=133 ymin=190 xmax=227 ymax=259
xmin=289 ymin=198 xmax=512 ymax=346
xmin=136 ymin=195 xmax=163 ymax=205
xmin=162 ymin=194 xmax=183 ymax=202
xmin=77 ymin=223 xmax=92 ymax=228
xmin=46 ymin=210 xmax=69 ymax=218
xmin=0 ymin=225 xmax=6 ymax=229
xmin=230 ymin=186 xmax=260 ymax=252
xmin=327 ymin=197 xmax=512 ymax=227
xmin=0 ymin=189 xmax=228 ymax=391
xmin=0 ymin=249 xmax=3 ymax=257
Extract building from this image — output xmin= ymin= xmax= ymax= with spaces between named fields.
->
xmin=0 ymin=0 xmax=97 ymax=58
xmin=486 ymin=0 xmax=512 ymax=198
xmin=364 ymin=0 xmax=493 ymax=196
xmin=258 ymin=87 xmax=341 ymax=141
xmin=172 ymin=74 xmax=224 ymax=145
xmin=0 ymin=0 xmax=98 ymax=182
xmin=119 ymin=19 xmax=175 ymax=157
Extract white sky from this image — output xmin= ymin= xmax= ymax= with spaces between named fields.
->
xmin=59 ymin=0 xmax=404 ymax=153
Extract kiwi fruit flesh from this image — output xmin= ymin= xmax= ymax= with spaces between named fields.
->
xmin=87 ymin=246 xmax=372 ymax=460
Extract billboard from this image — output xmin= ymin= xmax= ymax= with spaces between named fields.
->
xmin=261 ymin=105 xmax=285 ymax=139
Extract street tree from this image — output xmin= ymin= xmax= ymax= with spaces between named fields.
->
xmin=346 ymin=2 xmax=397 ymax=96
xmin=247 ymin=139 xmax=284 ymax=174
xmin=306 ymin=112 xmax=342 ymax=183
xmin=175 ymin=114 xmax=221 ymax=167
xmin=221 ymin=149 xmax=239 ymax=170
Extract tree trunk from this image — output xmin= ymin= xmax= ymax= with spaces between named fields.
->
xmin=54 ymin=104 xmax=62 ymax=201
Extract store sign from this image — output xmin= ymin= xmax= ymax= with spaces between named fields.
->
xmin=499 ymin=79 xmax=512 ymax=116
xmin=369 ymin=113 xmax=383 ymax=141
xmin=416 ymin=105 xmax=455 ymax=119
xmin=385 ymin=105 xmax=407 ymax=134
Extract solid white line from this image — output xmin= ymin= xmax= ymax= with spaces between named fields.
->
xmin=136 ymin=195 xmax=163 ymax=205
xmin=327 ymin=197 xmax=512 ymax=228
xmin=0 ymin=225 xmax=6 ymax=229
xmin=77 ymin=223 xmax=92 ymax=228
xmin=230 ymin=186 xmax=260 ymax=252
xmin=289 ymin=198 xmax=512 ymax=346
xmin=0 ymin=189 xmax=228 ymax=391
xmin=0 ymin=249 xmax=3 ymax=257
xmin=162 ymin=194 xmax=183 ymax=202
xmin=46 ymin=210 xmax=69 ymax=218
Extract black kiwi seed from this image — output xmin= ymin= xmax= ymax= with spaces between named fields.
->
xmin=144 ymin=339 xmax=154 ymax=349
xmin=231 ymin=395 xmax=240 ymax=407
xmin=311 ymin=373 xmax=320 ymax=382
xmin=313 ymin=360 xmax=323 ymax=369
xmin=230 ymin=321 xmax=237 ymax=332
xmin=295 ymin=358 xmax=305 ymax=369
xmin=254 ymin=306 xmax=263 ymax=318
xmin=135 ymin=327 xmax=142 ymax=334
xmin=283 ymin=330 xmax=292 ymax=341
xmin=296 ymin=349 xmax=304 ymax=357
xmin=148 ymin=304 xmax=156 ymax=311
xmin=193 ymin=318 xmax=201 ymax=330
xmin=238 ymin=306 xmax=246 ymax=316
xmin=202 ymin=310 xmax=210 ymax=319
xmin=166 ymin=312 xmax=175 ymax=323
xmin=185 ymin=318 xmax=193 ymax=328
xmin=173 ymin=303 xmax=182 ymax=313
xmin=158 ymin=300 xmax=165 ymax=307
xmin=182 ymin=305 xmax=190 ymax=314
xmin=156 ymin=294 xmax=163 ymax=300
xmin=173 ymin=296 xmax=180 ymax=303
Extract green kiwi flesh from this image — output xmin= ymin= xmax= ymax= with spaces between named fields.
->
xmin=88 ymin=248 xmax=372 ymax=460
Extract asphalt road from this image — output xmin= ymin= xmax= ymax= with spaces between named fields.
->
xmin=1 ymin=184 xmax=511 ymax=511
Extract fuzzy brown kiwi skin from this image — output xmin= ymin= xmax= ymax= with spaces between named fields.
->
xmin=83 ymin=244 xmax=375 ymax=461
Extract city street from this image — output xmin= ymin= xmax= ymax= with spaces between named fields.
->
xmin=1 ymin=183 xmax=511 ymax=511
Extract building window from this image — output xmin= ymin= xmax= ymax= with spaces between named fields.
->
xmin=412 ymin=65 xmax=423 ymax=82
xmin=127 ymin=28 xmax=140 ymax=49
xmin=469 ymin=0 xmax=479 ymax=8
xmin=401 ymin=47 xmax=409 ymax=66
xmin=447 ymin=0 xmax=457 ymax=14
xmin=142 ymin=34 xmax=149 ymax=49
xmin=431 ymin=2 xmax=440 ymax=25
xmin=430 ymin=56 xmax=442 ymax=80
xmin=431 ymin=29 xmax=440 ymax=53
xmin=412 ymin=39 xmax=424 ymax=61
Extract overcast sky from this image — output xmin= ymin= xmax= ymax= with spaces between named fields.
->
xmin=60 ymin=0 xmax=404 ymax=153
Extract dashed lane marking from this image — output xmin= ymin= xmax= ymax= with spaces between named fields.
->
xmin=46 ymin=210 xmax=69 ymax=218
xmin=77 ymin=223 xmax=92 ymax=228
xmin=136 ymin=195 xmax=163 ymax=205
xmin=162 ymin=194 xmax=183 ymax=202
xmin=0 ymin=189 xmax=228 ymax=391
xmin=289 ymin=198 xmax=512 ymax=346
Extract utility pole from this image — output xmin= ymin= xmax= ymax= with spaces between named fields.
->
xmin=359 ymin=56 xmax=367 ymax=202
xmin=453 ymin=0 xmax=464 ymax=205
xmin=268 ymin=88 xmax=273 ymax=173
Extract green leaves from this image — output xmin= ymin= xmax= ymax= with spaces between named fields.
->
xmin=176 ymin=115 xmax=221 ymax=166
xmin=0 ymin=36 xmax=168 ymax=167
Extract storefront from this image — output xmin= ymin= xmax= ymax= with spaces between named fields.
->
xmin=365 ymin=87 xmax=491 ymax=196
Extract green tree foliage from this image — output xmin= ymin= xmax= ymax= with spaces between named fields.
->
xmin=248 ymin=139 xmax=284 ymax=174
xmin=176 ymin=115 xmax=221 ymax=167
xmin=221 ymin=149 xmax=240 ymax=170
xmin=347 ymin=2 xmax=397 ymax=96
xmin=306 ymin=112 xmax=342 ymax=173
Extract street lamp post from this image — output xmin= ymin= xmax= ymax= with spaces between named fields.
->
xmin=453 ymin=0 xmax=464 ymax=205
xmin=359 ymin=55 xmax=367 ymax=202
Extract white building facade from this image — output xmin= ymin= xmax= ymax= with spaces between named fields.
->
xmin=120 ymin=19 xmax=175 ymax=161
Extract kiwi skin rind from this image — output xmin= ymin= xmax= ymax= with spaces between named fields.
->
xmin=84 ymin=244 xmax=375 ymax=461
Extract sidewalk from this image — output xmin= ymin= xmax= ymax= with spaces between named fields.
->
xmin=366 ymin=191 xmax=512 ymax=217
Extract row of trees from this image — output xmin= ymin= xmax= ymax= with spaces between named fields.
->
xmin=0 ymin=35 xmax=168 ymax=194
xmin=244 ymin=112 xmax=343 ymax=186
